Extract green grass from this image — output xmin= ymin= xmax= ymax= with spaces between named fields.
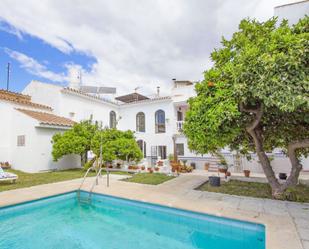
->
xmin=123 ymin=173 xmax=175 ymax=185
xmin=0 ymin=168 xmax=129 ymax=192
xmin=197 ymin=180 xmax=309 ymax=202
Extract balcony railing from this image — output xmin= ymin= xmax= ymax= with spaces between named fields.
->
xmin=176 ymin=121 xmax=184 ymax=132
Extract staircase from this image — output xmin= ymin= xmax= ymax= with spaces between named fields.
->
xmin=205 ymin=157 xmax=221 ymax=172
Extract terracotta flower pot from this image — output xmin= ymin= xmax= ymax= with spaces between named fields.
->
xmin=243 ymin=170 xmax=250 ymax=178
xmin=219 ymin=168 xmax=228 ymax=174
xmin=157 ymin=161 xmax=164 ymax=166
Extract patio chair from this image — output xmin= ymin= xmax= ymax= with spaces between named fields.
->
xmin=0 ymin=166 xmax=18 ymax=183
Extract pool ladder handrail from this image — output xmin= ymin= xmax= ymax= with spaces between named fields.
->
xmin=77 ymin=165 xmax=103 ymax=203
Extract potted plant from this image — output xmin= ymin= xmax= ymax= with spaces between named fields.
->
xmin=141 ymin=166 xmax=145 ymax=171
xmin=154 ymin=167 xmax=159 ymax=172
xmin=215 ymin=151 xmax=228 ymax=174
xmin=186 ymin=166 xmax=193 ymax=173
xmin=243 ymin=169 xmax=250 ymax=177
xmin=157 ymin=161 xmax=164 ymax=167
xmin=204 ymin=162 xmax=210 ymax=171
xmin=171 ymin=161 xmax=180 ymax=173
xmin=225 ymin=171 xmax=231 ymax=177
xmin=279 ymin=173 xmax=287 ymax=180
xmin=148 ymin=168 xmax=153 ymax=173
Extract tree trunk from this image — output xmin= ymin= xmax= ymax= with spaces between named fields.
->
xmin=240 ymin=103 xmax=309 ymax=198
xmin=283 ymin=139 xmax=309 ymax=189
xmin=240 ymin=103 xmax=282 ymax=198
xmin=81 ymin=151 xmax=88 ymax=167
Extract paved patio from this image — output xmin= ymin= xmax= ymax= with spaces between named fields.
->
xmin=0 ymin=174 xmax=308 ymax=249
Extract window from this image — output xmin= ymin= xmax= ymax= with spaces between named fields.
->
xmin=137 ymin=139 xmax=147 ymax=158
xmin=17 ymin=135 xmax=25 ymax=147
xmin=176 ymin=143 xmax=184 ymax=156
xmin=158 ymin=145 xmax=167 ymax=159
xmin=155 ymin=109 xmax=165 ymax=133
xmin=109 ymin=111 xmax=116 ymax=128
xmin=136 ymin=112 xmax=145 ymax=132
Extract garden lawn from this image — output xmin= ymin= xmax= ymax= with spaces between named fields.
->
xmin=123 ymin=173 xmax=175 ymax=185
xmin=0 ymin=169 xmax=129 ymax=192
xmin=197 ymin=180 xmax=309 ymax=203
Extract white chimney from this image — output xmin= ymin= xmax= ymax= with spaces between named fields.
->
xmin=68 ymin=67 xmax=81 ymax=90
xmin=157 ymin=86 xmax=160 ymax=96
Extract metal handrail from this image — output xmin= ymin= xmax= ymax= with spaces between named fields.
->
xmin=77 ymin=166 xmax=94 ymax=201
xmin=88 ymin=166 xmax=104 ymax=201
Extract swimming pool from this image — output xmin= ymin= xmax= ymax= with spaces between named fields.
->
xmin=0 ymin=191 xmax=265 ymax=249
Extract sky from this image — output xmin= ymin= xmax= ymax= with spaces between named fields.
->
xmin=0 ymin=0 xmax=298 ymax=95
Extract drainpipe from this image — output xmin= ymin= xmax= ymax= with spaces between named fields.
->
xmin=172 ymin=135 xmax=178 ymax=163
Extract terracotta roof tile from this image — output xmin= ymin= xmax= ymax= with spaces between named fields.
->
xmin=0 ymin=89 xmax=52 ymax=110
xmin=16 ymin=109 xmax=75 ymax=127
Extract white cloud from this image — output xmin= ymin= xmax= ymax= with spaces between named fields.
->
xmin=0 ymin=0 xmax=299 ymax=95
xmin=4 ymin=48 xmax=67 ymax=83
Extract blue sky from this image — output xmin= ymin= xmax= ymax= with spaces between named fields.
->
xmin=0 ymin=22 xmax=96 ymax=92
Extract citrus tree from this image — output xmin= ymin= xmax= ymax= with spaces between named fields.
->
xmin=91 ymin=129 xmax=143 ymax=163
xmin=52 ymin=119 xmax=99 ymax=165
xmin=184 ymin=17 xmax=309 ymax=198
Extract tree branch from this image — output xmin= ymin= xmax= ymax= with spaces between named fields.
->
xmin=239 ymin=102 xmax=260 ymax=114
xmin=284 ymin=138 xmax=309 ymax=187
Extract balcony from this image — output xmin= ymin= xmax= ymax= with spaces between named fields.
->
xmin=176 ymin=121 xmax=184 ymax=132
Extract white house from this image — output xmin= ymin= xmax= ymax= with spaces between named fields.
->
xmin=0 ymin=90 xmax=80 ymax=172
xmin=20 ymin=75 xmax=309 ymax=173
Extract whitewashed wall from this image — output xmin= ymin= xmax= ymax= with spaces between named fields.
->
xmin=10 ymin=110 xmax=80 ymax=173
xmin=118 ymin=99 xmax=175 ymax=159
xmin=274 ymin=1 xmax=309 ymax=25
xmin=0 ymin=102 xmax=13 ymax=163
xmin=23 ymin=81 xmax=119 ymax=127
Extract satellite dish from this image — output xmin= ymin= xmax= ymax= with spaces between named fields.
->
xmin=80 ymin=86 xmax=116 ymax=94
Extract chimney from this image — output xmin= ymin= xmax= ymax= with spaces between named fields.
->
xmin=157 ymin=86 xmax=160 ymax=97
xmin=172 ymin=78 xmax=177 ymax=88
xmin=68 ymin=67 xmax=82 ymax=90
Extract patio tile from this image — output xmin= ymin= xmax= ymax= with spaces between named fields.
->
xmin=298 ymin=228 xmax=309 ymax=241
xmin=238 ymin=198 xmax=264 ymax=213
xmin=294 ymin=218 xmax=309 ymax=229
xmin=303 ymin=240 xmax=309 ymax=249
xmin=262 ymin=199 xmax=289 ymax=215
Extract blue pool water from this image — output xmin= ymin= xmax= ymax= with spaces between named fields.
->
xmin=0 ymin=191 xmax=265 ymax=249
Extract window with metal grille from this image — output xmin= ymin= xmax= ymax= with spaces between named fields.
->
xmin=17 ymin=135 xmax=25 ymax=147
xmin=155 ymin=109 xmax=165 ymax=133
xmin=109 ymin=111 xmax=117 ymax=128
xmin=176 ymin=143 xmax=184 ymax=156
xmin=136 ymin=112 xmax=145 ymax=132
xmin=157 ymin=145 xmax=167 ymax=159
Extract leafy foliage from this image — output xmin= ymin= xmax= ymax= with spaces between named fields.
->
xmin=184 ymin=16 xmax=309 ymax=156
xmin=52 ymin=119 xmax=99 ymax=162
xmin=91 ymin=129 xmax=143 ymax=163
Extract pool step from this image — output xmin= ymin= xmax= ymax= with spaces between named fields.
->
xmin=78 ymin=194 xmax=91 ymax=204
